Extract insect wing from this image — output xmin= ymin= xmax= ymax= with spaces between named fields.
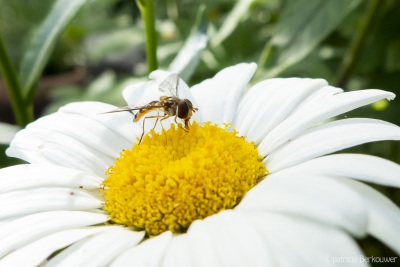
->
xmin=103 ymin=105 xmax=145 ymax=114
xmin=102 ymin=105 xmax=141 ymax=114
xmin=103 ymin=100 xmax=164 ymax=114
xmin=158 ymin=74 xmax=180 ymax=97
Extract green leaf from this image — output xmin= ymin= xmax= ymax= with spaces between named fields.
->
xmin=260 ymin=0 xmax=362 ymax=77
xmin=0 ymin=37 xmax=31 ymax=126
xmin=169 ymin=5 xmax=208 ymax=81
xmin=18 ymin=0 xmax=87 ymax=101
xmin=211 ymin=0 xmax=255 ymax=47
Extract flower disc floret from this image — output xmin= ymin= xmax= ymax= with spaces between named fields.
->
xmin=102 ymin=122 xmax=267 ymax=236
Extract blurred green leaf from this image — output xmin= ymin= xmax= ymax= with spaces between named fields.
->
xmin=169 ymin=5 xmax=208 ymax=81
xmin=85 ymin=28 xmax=143 ymax=65
xmin=261 ymin=0 xmax=362 ymax=78
xmin=211 ymin=0 xmax=255 ymax=47
xmin=43 ymin=71 xmax=138 ymax=115
xmin=18 ymin=0 xmax=87 ymax=101
xmin=87 ymin=71 xmax=116 ymax=96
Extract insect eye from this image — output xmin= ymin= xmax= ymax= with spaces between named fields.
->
xmin=177 ymin=100 xmax=190 ymax=119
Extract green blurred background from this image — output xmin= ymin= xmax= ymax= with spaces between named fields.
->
xmin=0 ymin=0 xmax=399 ymax=265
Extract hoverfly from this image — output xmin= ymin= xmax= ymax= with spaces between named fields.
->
xmin=104 ymin=74 xmax=198 ymax=144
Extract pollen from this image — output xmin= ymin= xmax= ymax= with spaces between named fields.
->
xmin=101 ymin=122 xmax=267 ymax=236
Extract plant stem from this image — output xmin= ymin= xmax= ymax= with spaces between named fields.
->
xmin=335 ymin=0 xmax=381 ymax=88
xmin=0 ymin=37 xmax=32 ymax=127
xmin=136 ymin=0 xmax=158 ymax=73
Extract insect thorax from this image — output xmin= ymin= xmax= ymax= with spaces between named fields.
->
xmin=162 ymin=97 xmax=179 ymax=116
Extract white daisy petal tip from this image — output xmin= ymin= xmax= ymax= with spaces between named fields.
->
xmin=236 ymin=62 xmax=257 ymax=74
xmin=377 ymin=90 xmax=395 ymax=100
xmin=277 ymin=153 xmax=400 ymax=188
xmin=123 ymin=70 xmax=194 ymax=108
xmin=258 ymin=87 xmax=400 ymax=157
xmin=122 ymin=80 xmax=159 ymax=106
xmin=265 ymin=118 xmax=400 ymax=172
xmin=0 ymin=122 xmax=20 ymax=145
xmin=234 ymin=77 xmax=331 ymax=141
xmin=149 ymin=70 xmax=172 ymax=83
xmin=190 ymin=62 xmax=257 ymax=124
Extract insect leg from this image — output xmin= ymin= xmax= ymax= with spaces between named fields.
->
xmin=152 ymin=112 xmax=160 ymax=130
xmin=138 ymin=114 xmax=170 ymax=144
xmin=139 ymin=117 xmax=146 ymax=144
xmin=158 ymin=115 xmax=171 ymax=145
xmin=158 ymin=114 xmax=171 ymax=133
xmin=174 ymin=116 xmax=189 ymax=132
xmin=184 ymin=119 xmax=191 ymax=130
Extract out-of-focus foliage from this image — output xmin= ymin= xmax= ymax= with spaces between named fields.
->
xmin=18 ymin=0 xmax=88 ymax=101
xmin=1 ymin=0 xmax=399 ymax=158
xmin=259 ymin=0 xmax=362 ymax=78
xmin=1 ymin=0 xmax=399 ymax=168
xmin=42 ymin=71 xmax=141 ymax=114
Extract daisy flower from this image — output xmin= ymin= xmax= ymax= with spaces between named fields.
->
xmin=1 ymin=63 xmax=400 ymax=266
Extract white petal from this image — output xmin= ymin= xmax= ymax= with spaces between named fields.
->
xmin=278 ymin=153 xmax=400 ymax=187
xmin=7 ymin=102 xmax=146 ymax=176
xmin=168 ymin=30 xmax=207 ymax=81
xmin=191 ymin=63 xmax=256 ymax=125
xmin=236 ymin=173 xmax=368 ymax=237
xmin=0 ymin=227 xmax=111 ymax=267
xmin=259 ymin=89 xmax=395 ymax=156
xmin=234 ymin=78 xmax=328 ymax=144
xmin=161 ymin=234 xmax=194 ymax=267
xmin=247 ymin=212 xmax=367 ymax=267
xmin=122 ymin=79 xmax=151 ymax=106
xmin=0 ymin=211 xmax=107 ymax=258
xmin=149 ymin=70 xmax=173 ymax=86
xmin=0 ymin=188 xmax=101 ymax=219
xmin=124 ymin=75 xmax=162 ymax=107
xmin=340 ymin=179 xmax=400 ymax=255
xmin=293 ymin=85 xmax=344 ymax=112
xmin=7 ymin=128 xmax=109 ymax=176
xmin=110 ymin=231 xmax=172 ymax=267
xmin=46 ymin=227 xmax=145 ymax=267
xmin=27 ymin=112 xmax=131 ymax=159
xmin=59 ymin=101 xmax=142 ymax=145
xmin=186 ymin=210 xmax=273 ymax=267
xmin=0 ymin=164 xmax=102 ymax=194
xmin=266 ymin=118 xmax=400 ymax=172
xmin=0 ymin=122 xmax=19 ymax=144
xmin=183 ymin=219 xmax=220 ymax=266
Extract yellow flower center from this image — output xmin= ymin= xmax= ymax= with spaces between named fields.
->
xmin=101 ymin=122 xmax=267 ymax=236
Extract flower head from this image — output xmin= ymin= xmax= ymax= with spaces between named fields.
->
xmin=1 ymin=63 xmax=400 ymax=266
xmin=102 ymin=122 xmax=266 ymax=236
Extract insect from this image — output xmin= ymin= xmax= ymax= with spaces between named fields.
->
xmin=104 ymin=74 xmax=198 ymax=144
